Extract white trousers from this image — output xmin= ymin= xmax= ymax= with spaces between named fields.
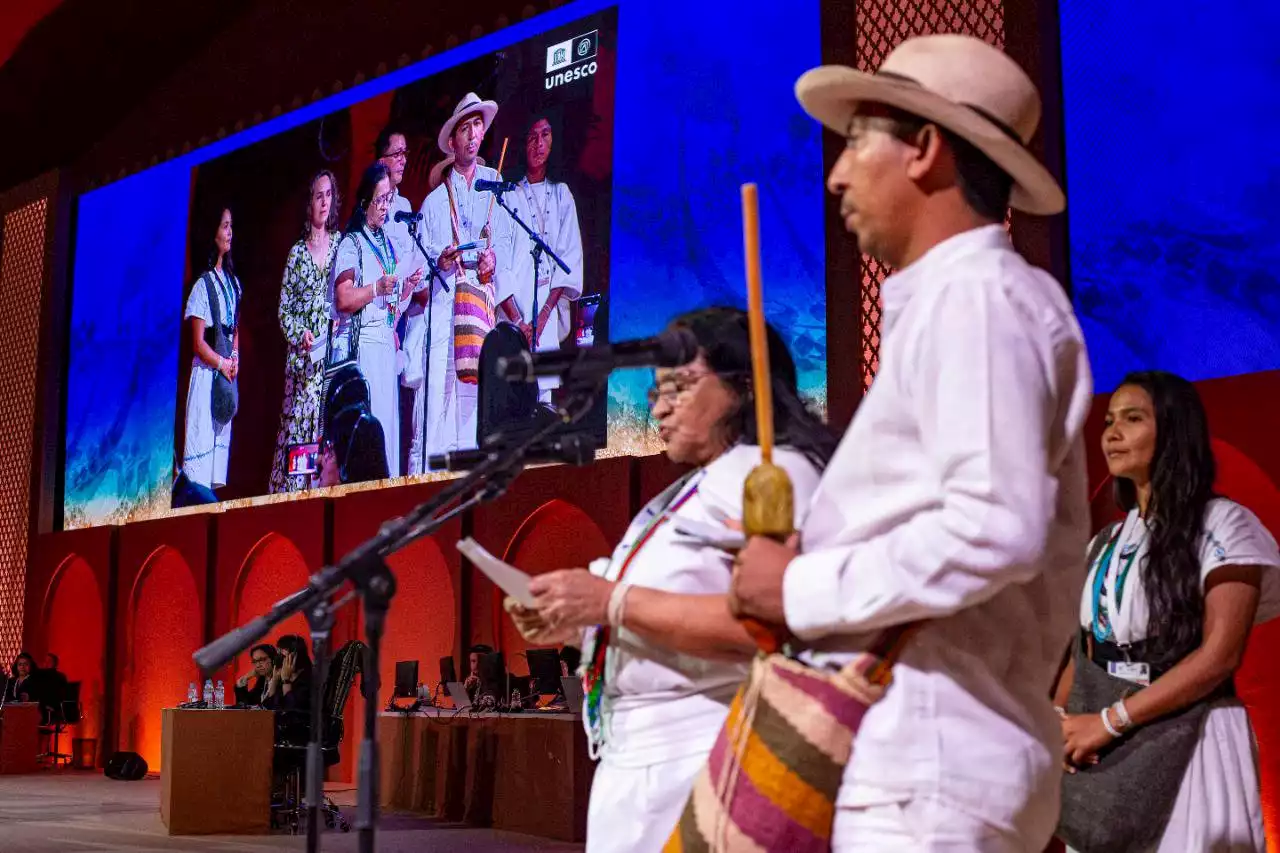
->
xmin=832 ymin=796 xmax=1027 ymax=853
xmin=585 ymin=753 xmax=705 ymax=853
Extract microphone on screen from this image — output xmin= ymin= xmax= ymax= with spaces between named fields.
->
xmin=496 ymin=328 xmax=699 ymax=384
xmin=474 ymin=178 xmax=519 ymax=195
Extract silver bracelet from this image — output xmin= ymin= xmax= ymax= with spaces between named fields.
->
xmin=606 ymin=583 xmax=632 ymax=628
xmin=1111 ymin=698 xmax=1133 ymax=730
xmin=1100 ymin=707 xmax=1122 ymax=738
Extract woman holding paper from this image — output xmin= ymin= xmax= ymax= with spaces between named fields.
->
xmin=504 ymin=307 xmax=834 ymax=853
xmin=269 ymin=169 xmax=342 ymax=493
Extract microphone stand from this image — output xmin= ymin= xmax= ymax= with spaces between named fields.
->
xmin=192 ymin=371 xmax=605 ymax=853
xmin=491 ymin=189 xmax=570 ymax=358
xmin=407 ymin=218 xmax=448 ymax=475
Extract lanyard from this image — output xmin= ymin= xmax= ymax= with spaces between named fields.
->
xmin=582 ymin=470 xmax=704 ymax=753
xmin=360 ymin=227 xmax=397 ymax=276
xmin=1091 ymin=518 xmax=1140 ymax=643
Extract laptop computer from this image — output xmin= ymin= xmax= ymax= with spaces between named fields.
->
xmin=446 ymin=681 xmax=472 ymax=710
xmin=560 ymin=676 xmax=585 ymax=714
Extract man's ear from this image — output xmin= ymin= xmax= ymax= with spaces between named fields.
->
xmin=904 ymin=123 xmax=947 ymax=183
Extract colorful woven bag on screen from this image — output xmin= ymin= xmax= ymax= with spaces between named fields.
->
xmin=663 ymin=625 xmax=915 ymax=853
xmin=445 ymin=177 xmax=496 ymax=386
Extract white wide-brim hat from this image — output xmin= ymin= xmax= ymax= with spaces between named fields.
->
xmin=795 ymin=34 xmax=1064 ymax=215
xmin=438 ymin=92 xmax=499 ymax=156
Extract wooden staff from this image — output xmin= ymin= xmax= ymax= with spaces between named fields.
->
xmin=739 ymin=183 xmax=794 ymax=655
xmin=484 ymin=137 xmax=509 ymax=248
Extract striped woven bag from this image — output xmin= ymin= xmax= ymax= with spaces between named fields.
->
xmin=444 ymin=177 xmax=496 ymax=386
xmin=664 ymin=626 xmax=914 ymax=853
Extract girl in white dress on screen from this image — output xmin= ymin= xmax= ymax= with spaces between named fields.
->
xmin=1055 ymin=370 xmax=1280 ymax=852
xmin=503 ymin=308 xmax=837 ymax=853
xmin=330 ymin=162 xmax=424 ymax=478
xmin=182 ymin=207 xmax=240 ymax=489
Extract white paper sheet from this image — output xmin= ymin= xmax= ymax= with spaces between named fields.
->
xmin=456 ymin=537 xmax=536 ymax=607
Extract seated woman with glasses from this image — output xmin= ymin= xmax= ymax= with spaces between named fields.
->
xmin=503 ymin=307 xmax=835 ymax=853
xmin=234 ymin=644 xmax=278 ymax=707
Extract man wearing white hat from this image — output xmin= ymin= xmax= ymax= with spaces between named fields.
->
xmin=408 ymin=92 xmax=515 ymax=466
xmin=732 ymin=35 xmax=1093 ymax=850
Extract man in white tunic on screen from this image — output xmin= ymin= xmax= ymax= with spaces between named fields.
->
xmin=499 ymin=114 xmax=584 ymax=404
xmin=416 ymin=92 xmax=514 ymax=462
xmin=732 ymin=35 xmax=1094 ymax=852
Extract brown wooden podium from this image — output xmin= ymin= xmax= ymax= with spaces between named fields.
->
xmin=160 ymin=708 xmax=275 ymax=834
xmin=0 ymin=703 xmax=41 ymax=774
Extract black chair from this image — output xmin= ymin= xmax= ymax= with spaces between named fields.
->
xmin=271 ymin=641 xmax=364 ymax=834
xmin=38 ymin=680 xmax=80 ymax=768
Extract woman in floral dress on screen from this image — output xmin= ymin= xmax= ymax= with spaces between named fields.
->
xmin=269 ymin=170 xmax=341 ymax=492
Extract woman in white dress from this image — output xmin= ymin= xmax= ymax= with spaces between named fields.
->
xmin=182 ymin=206 xmax=240 ymax=490
xmin=504 ymin=307 xmax=837 ymax=853
xmin=331 ymin=162 xmax=423 ymax=477
xmin=1055 ymin=370 xmax=1280 ymax=852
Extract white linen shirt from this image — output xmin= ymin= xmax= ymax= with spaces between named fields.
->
xmin=784 ymin=225 xmax=1094 ymax=842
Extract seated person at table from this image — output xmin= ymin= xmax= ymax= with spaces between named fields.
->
xmin=3 ymin=652 xmax=40 ymax=703
xmin=464 ymin=644 xmax=499 ymax=704
xmin=559 ymin=645 xmax=581 ymax=677
xmin=234 ymin=643 xmax=278 ymax=706
xmin=271 ymin=635 xmax=313 ymax=712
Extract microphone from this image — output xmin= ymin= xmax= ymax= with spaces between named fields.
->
xmin=474 ymin=178 xmax=519 ymax=195
xmin=497 ymin=327 xmax=698 ymax=383
xmin=428 ymin=432 xmax=598 ymax=471
xmin=394 ymin=210 xmax=422 ymax=224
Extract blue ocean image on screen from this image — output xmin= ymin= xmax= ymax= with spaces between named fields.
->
xmin=64 ymin=164 xmax=192 ymax=528
xmin=1060 ymin=0 xmax=1280 ymax=392
xmin=62 ymin=0 xmax=825 ymax=528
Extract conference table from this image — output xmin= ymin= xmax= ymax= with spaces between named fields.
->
xmin=0 ymin=702 xmax=41 ymax=774
xmin=159 ymin=707 xmax=275 ymax=834
xmin=378 ymin=707 xmax=595 ymax=842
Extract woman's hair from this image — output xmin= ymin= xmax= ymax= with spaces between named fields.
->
xmin=345 ymin=162 xmax=391 ymax=233
xmin=200 ymin=205 xmax=235 ymax=277
xmin=667 ymin=307 xmax=836 ymax=470
xmin=276 ymin=635 xmax=313 ymax=674
xmin=558 ymin=645 xmax=581 ymax=673
xmin=11 ymin=651 xmax=36 ymax=673
xmin=303 ymin=169 xmax=341 ymax=239
xmin=250 ymin=643 xmax=278 ymax=667
xmin=1112 ymin=370 xmax=1217 ymax=668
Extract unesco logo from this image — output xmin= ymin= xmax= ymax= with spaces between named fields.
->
xmin=545 ymin=30 xmax=599 ymax=90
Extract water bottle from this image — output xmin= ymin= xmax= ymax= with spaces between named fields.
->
xmin=187 ymin=682 xmax=198 ymax=705
xmin=214 ymin=681 xmax=225 ymax=710
xmin=202 ymin=679 xmax=214 ymax=708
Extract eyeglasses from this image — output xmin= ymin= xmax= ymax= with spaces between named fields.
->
xmin=645 ymin=371 xmax=709 ymax=407
xmin=251 ymin=656 xmax=272 ymax=665
xmin=383 ymin=148 xmax=410 ymax=160
xmin=372 ymin=191 xmax=395 ymax=208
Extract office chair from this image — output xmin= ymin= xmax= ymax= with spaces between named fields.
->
xmin=271 ymin=641 xmax=364 ymax=834
xmin=38 ymin=680 xmax=81 ymax=768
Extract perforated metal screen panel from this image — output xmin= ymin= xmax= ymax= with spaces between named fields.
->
xmin=0 ymin=198 xmax=47 ymax=664
xmin=854 ymin=0 xmax=1005 ymax=389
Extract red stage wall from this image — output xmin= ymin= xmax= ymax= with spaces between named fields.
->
xmin=210 ymin=500 xmax=333 ymax=687
xmin=113 ymin=515 xmax=210 ymax=772
xmin=471 ymin=456 xmax=632 ymax=663
xmin=23 ymin=524 xmax=114 ymax=764
xmin=333 ymin=479 xmax=462 ymax=780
